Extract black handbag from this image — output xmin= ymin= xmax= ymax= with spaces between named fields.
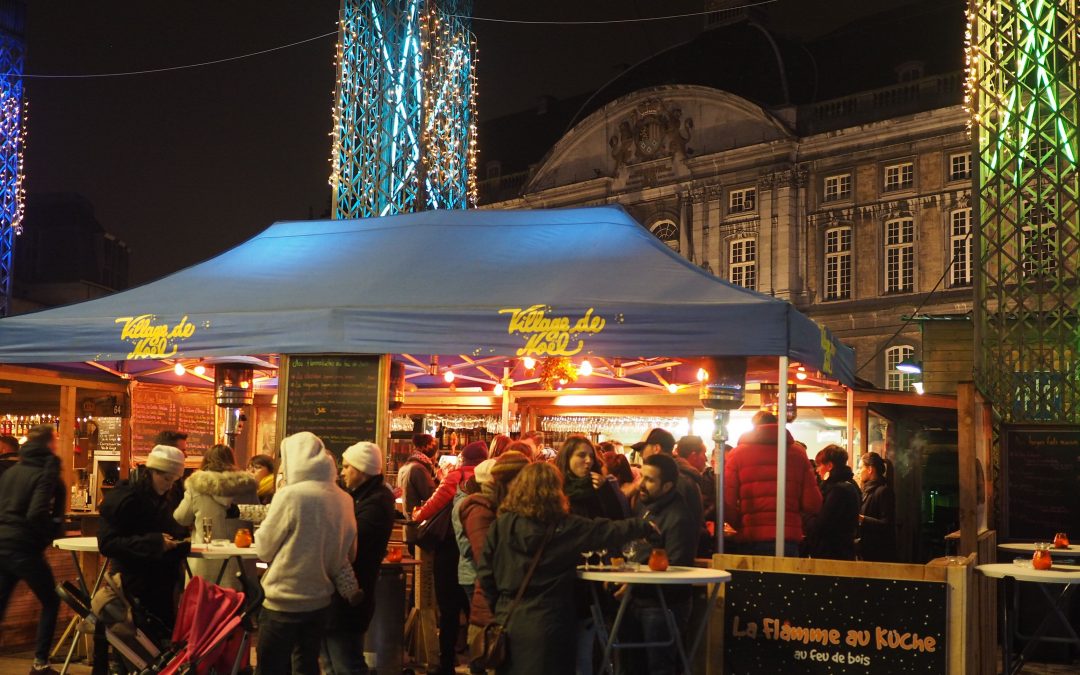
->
xmin=412 ymin=501 xmax=454 ymax=549
xmin=469 ymin=524 xmax=554 ymax=670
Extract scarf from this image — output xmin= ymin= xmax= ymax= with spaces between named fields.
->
xmin=563 ymin=472 xmax=595 ymax=502
xmin=257 ymin=473 xmax=275 ymax=498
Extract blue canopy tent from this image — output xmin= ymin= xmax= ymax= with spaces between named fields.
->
xmin=0 ymin=205 xmax=853 ymax=386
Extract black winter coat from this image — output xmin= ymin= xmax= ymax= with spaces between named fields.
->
xmin=858 ymin=478 xmax=897 ymax=562
xmin=634 ymin=488 xmax=699 ymax=604
xmin=478 ymin=512 xmax=651 ymax=675
xmin=805 ymin=465 xmax=860 ymax=560
xmin=330 ymin=477 xmax=396 ymax=633
xmin=0 ymin=440 xmax=66 ymax=553
xmin=97 ymin=478 xmax=190 ymax=630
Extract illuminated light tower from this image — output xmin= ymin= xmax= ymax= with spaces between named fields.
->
xmin=969 ymin=1 xmax=1080 ymax=421
xmin=0 ymin=1 xmax=25 ymax=318
xmin=330 ymin=0 xmax=477 ymax=219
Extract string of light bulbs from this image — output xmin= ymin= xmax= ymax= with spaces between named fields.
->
xmin=20 ymin=0 xmax=778 ymax=80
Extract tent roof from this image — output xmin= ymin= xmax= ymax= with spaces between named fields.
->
xmin=0 ymin=206 xmax=854 ymax=385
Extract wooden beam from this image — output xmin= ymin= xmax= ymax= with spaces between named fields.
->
xmin=0 ymin=365 xmax=127 ymax=391
xmin=957 ymin=382 xmax=978 ymax=557
xmin=58 ymin=386 xmax=77 ymax=513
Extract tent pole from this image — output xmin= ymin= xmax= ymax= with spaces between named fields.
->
xmin=713 ymin=410 xmax=729 ymax=554
xmin=775 ymin=356 xmax=788 ymax=557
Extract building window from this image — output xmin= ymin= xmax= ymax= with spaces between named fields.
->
xmin=824 ymin=174 xmax=852 ymax=202
xmin=885 ymin=345 xmax=916 ymax=391
xmin=950 ymin=209 xmax=972 ymax=286
xmin=883 ymin=162 xmax=914 ymax=192
xmin=824 ymin=226 xmax=852 ymax=300
xmin=949 ymin=153 xmax=971 ymax=181
xmin=650 ymin=220 xmax=680 ymax=252
xmin=885 ymin=217 xmax=915 ymax=293
xmin=729 ymin=238 xmax=756 ymax=290
xmin=729 ymin=187 xmax=756 ymax=214
xmin=1021 ymin=225 xmax=1057 ymax=278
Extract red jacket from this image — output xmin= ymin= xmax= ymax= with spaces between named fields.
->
xmin=414 ymin=465 xmax=476 ymax=523
xmin=724 ymin=424 xmax=822 ymax=543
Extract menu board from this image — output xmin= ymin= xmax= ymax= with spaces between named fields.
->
xmin=1001 ymin=425 xmax=1080 ymax=540
xmin=281 ymin=355 xmax=384 ymax=458
xmin=724 ymin=570 xmax=947 ymax=674
xmin=95 ymin=417 xmax=123 ymax=456
xmin=131 ymin=386 xmax=216 ymax=457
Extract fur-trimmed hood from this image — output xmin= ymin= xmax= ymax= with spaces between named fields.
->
xmin=185 ymin=469 xmax=257 ymax=499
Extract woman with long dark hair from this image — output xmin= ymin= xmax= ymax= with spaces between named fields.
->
xmin=477 ymin=463 xmax=654 ymax=675
xmin=857 ymin=452 xmax=897 ymax=562
xmin=556 ymin=436 xmax=629 ymax=521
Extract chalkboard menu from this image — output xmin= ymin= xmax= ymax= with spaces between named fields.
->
xmin=1001 ymin=425 xmax=1080 ymax=540
xmin=724 ymin=570 xmax=947 ymax=674
xmin=95 ymin=417 xmax=123 ymax=456
xmin=281 ymin=355 xmax=385 ymax=457
xmin=131 ymin=386 xmax=216 ymax=458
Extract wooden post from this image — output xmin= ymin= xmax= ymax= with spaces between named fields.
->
xmin=58 ymin=385 xmax=77 ymax=512
xmin=956 ymin=382 xmax=977 ymax=557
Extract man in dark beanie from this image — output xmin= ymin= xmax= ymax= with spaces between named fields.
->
xmin=0 ymin=426 xmax=66 ymax=674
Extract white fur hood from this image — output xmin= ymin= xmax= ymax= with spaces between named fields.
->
xmin=185 ymin=469 xmax=257 ymax=498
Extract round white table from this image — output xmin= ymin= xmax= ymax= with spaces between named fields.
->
xmin=577 ymin=565 xmax=731 ymax=675
xmin=188 ymin=543 xmax=261 ymax=584
xmin=52 ymin=537 xmax=108 ymax=675
xmin=977 ymin=563 xmax=1080 ymax=675
xmin=998 ymin=542 xmax=1079 ymax=559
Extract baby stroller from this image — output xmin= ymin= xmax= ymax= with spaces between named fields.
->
xmin=58 ymin=572 xmax=263 ymax=675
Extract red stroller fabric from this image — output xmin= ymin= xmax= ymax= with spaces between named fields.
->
xmin=160 ymin=576 xmax=246 ymax=675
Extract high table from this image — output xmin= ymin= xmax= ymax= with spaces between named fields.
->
xmin=51 ymin=537 xmax=108 ymax=675
xmin=188 ymin=543 xmax=261 ymax=585
xmin=577 ymin=565 xmax=731 ymax=675
xmin=976 ymin=563 xmax=1080 ymax=675
xmin=998 ymin=543 xmax=1079 ymax=561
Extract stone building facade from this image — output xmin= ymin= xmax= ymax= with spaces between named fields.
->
xmin=479 ymin=5 xmax=971 ymax=390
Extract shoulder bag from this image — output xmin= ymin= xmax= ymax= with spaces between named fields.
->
xmin=469 ymin=523 xmax=555 ymax=670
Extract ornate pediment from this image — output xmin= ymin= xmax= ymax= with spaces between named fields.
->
xmin=609 ymin=97 xmax=694 ymax=169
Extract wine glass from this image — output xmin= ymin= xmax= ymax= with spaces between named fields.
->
xmin=622 ymin=541 xmax=639 ymax=569
xmin=595 ymin=548 xmax=608 ymax=568
xmin=581 ymin=549 xmax=594 ymax=570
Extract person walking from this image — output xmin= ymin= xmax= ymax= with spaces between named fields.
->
xmin=858 ymin=452 xmax=898 ymax=562
xmin=95 ymin=444 xmax=190 ymax=674
xmin=0 ymin=425 xmax=66 ymax=675
xmin=477 ymin=462 xmax=656 ymax=675
xmin=724 ymin=412 xmax=822 ymax=556
xmin=804 ymin=445 xmax=860 ymax=561
xmin=321 ymin=442 xmax=396 ymax=675
xmin=255 ymin=432 xmax=357 ymax=675
xmin=413 ymin=441 xmax=488 ymax=675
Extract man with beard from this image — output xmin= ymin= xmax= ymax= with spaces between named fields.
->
xmin=396 ymin=434 xmax=437 ymax=515
xmin=623 ymin=454 xmax=700 ymax=675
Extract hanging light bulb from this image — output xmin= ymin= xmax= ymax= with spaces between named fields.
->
xmin=493 ymin=383 xmax=504 ymax=396
xmin=444 ymin=371 xmax=456 ymax=384
xmin=522 ymin=356 xmax=536 ymax=370
xmin=667 ymin=383 xmax=679 ymax=394
xmin=193 ymin=364 xmax=206 ymax=376
xmin=696 ymin=368 xmax=709 ymax=382
xmin=173 ymin=363 xmax=186 ymax=376
xmin=579 ymin=359 xmax=593 ymax=376
xmin=795 ymin=366 xmax=808 ymax=381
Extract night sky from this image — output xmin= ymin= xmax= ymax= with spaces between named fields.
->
xmin=24 ymin=0 xmax=918 ymax=283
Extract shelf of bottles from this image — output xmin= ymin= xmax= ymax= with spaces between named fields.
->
xmin=1 ymin=413 xmax=59 ymax=438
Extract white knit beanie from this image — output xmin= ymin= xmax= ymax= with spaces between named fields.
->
xmin=146 ymin=445 xmax=185 ymax=476
xmin=342 ymin=441 xmax=383 ymax=476
xmin=474 ymin=458 xmax=496 ymax=485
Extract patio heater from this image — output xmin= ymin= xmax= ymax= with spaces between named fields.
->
xmin=215 ymin=364 xmax=254 ymax=448
xmin=699 ymin=356 xmax=746 ymax=554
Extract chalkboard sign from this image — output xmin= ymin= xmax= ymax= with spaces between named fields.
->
xmin=95 ymin=417 xmax=122 ymax=456
xmin=280 ymin=355 xmax=386 ymax=457
xmin=131 ymin=386 xmax=216 ymax=458
xmin=1001 ymin=425 xmax=1080 ymax=540
xmin=724 ymin=570 xmax=947 ymax=674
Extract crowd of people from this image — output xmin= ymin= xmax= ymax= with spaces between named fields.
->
xmin=0 ymin=414 xmax=898 ymax=675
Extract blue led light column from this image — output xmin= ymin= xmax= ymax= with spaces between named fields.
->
xmin=0 ymin=1 xmax=25 ymax=317
xmin=331 ymin=0 xmax=476 ymax=219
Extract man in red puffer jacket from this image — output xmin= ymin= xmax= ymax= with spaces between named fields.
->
xmin=725 ymin=411 xmax=821 ymax=556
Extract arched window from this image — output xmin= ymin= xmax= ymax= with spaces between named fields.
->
xmin=650 ymin=220 xmax=680 ymax=252
xmin=885 ymin=345 xmax=916 ymax=391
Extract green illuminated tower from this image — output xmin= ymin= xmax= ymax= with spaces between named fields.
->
xmin=970 ymin=0 xmax=1080 ymax=421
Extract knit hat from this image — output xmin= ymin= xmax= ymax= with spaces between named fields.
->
xmin=342 ymin=441 xmax=383 ymax=476
xmin=460 ymin=441 xmax=489 ymax=467
xmin=490 ymin=450 xmax=528 ymax=483
xmin=146 ymin=445 xmax=185 ymax=476
xmin=474 ymin=458 xmax=496 ymax=485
